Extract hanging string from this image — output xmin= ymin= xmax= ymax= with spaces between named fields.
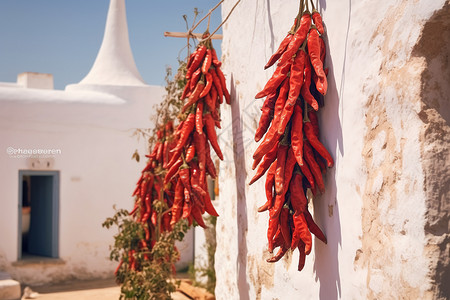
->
xmin=198 ymin=0 xmax=242 ymax=43
xmin=190 ymin=0 xmax=224 ymax=33
xmin=207 ymin=12 xmax=211 ymax=31
xmin=310 ymin=0 xmax=316 ymax=11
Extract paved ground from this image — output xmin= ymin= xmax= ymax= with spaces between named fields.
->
xmin=26 ymin=278 xmax=190 ymax=300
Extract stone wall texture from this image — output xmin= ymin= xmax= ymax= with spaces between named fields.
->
xmin=214 ymin=0 xmax=449 ymax=299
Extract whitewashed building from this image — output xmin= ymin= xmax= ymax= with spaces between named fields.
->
xmin=0 ymin=0 xmax=193 ymax=287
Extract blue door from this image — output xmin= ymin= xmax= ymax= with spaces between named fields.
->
xmin=19 ymin=171 xmax=59 ymax=259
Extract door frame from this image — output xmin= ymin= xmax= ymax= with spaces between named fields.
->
xmin=18 ymin=170 xmax=60 ymax=260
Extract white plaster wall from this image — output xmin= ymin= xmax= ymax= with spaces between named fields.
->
xmin=0 ymin=86 xmax=174 ymax=285
xmin=215 ymin=0 xmax=447 ymax=299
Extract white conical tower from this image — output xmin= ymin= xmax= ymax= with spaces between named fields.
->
xmin=66 ymin=0 xmax=151 ymax=99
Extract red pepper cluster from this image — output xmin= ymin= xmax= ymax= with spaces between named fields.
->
xmin=164 ymin=36 xmax=230 ymax=228
xmin=124 ymin=121 xmax=177 ymax=272
xmin=251 ymin=3 xmax=331 ymax=271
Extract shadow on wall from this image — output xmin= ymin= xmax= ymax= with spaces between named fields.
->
xmin=312 ymin=0 xmax=349 ymax=299
xmin=230 ymin=73 xmax=251 ymax=300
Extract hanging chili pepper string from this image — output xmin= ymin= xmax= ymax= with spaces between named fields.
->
xmin=252 ymin=0 xmax=331 ymax=272
xmin=164 ymin=29 xmax=230 ymax=228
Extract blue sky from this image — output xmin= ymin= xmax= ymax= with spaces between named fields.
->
xmin=0 ymin=1 xmax=222 ymax=90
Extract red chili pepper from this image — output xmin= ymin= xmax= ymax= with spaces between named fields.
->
xmin=255 ymin=61 xmax=292 ymax=99
xmin=170 ymin=179 xmax=184 ymax=226
xmin=182 ymin=80 xmax=205 ymax=113
xmin=301 ymin=59 xmax=319 ymax=111
xmin=182 ymin=189 xmax=192 ymax=219
xmin=202 ymin=175 xmax=219 ymax=217
xmin=179 ymin=164 xmax=191 ymax=191
xmin=174 ymin=120 xmax=185 ymax=139
xmin=211 ymin=48 xmax=222 ymax=68
xmin=279 ymin=204 xmax=291 ymax=248
xmin=186 ymin=45 xmax=207 ymax=79
xmin=144 ymin=225 xmax=151 ymax=241
xmin=299 ymin=159 xmax=315 ymax=190
xmin=264 ymin=34 xmax=293 ymax=70
xmin=150 ymin=210 xmax=158 ymax=226
xmin=186 ymin=51 xmax=196 ymax=70
xmin=202 ymin=49 xmax=212 ymax=74
xmin=129 ymin=203 xmax=139 ymax=216
xmin=114 ymin=260 xmax=123 ymax=276
xmin=308 ymin=28 xmax=327 ymax=95
xmin=304 ymin=120 xmax=333 ymax=167
xmin=171 ymin=113 xmax=195 ymax=154
xmin=297 ymin=241 xmax=306 ymax=271
xmin=204 ymin=113 xmax=224 ymax=160
xmin=269 ymin=188 xmax=288 ymax=221
xmin=140 ymin=174 xmax=150 ymax=200
xmin=193 ymin=131 xmax=206 ymax=185
xmin=200 ymin=72 xmax=213 ymax=98
xmin=289 ymin=171 xmax=308 ymax=214
xmin=319 ymin=36 xmax=326 ymax=63
xmin=277 ymin=12 xmax=312 ymax=67
xmin=277 ymin=47 xmax=306 ymax=135
xmin=205 ymin=141 xmax=217 ymax=178
xmin=268 ymin=226 xmax=283 ymax=253
xmin=190 ymin=68 xmax=202 ymax=91
xmin=185 ymin=144 xmax=195 ymax=163
xmin=254 ymin=90 xmax=277 ymax=142
xmin=314 ymin=149 xmax=327 ymax=173
xmin=312 ymin=10 xmax=325 ymax=35
xmin=290 ymin=103 xmax=304 ymax=166
xmin=215 ymin=67 xmax=231 ymax=105
xmin=267 ymin=244 xmax=288 ymax=263
xmin=291 ymin=212 xmax=312 ymax=254
xmin=196 ymin=101 xmax=204 ymax=135
xmin=308 ymin=108 xmax=320 ymax=136
xmin=162 ymin=212 xmax=172 ymax=232
xmin=267 ymin=208 xmax=280 ymax=251
xmin=141 ymin=194 xmax=151 ymax=223
xmin=249 ymin=142 xmax=278 ymax=185
xmin=282 ymin=147 xmax=297 ymax=191
xmin=304 ymin=209 xmax=327 ymax=244
xmin=252 ymin=78 xmax=289 ymax=162
xmin=144 ymin=176 xmax=154 ymax=214
xmin=181 ymin=81 xmax=191 ymax=100
xmin=163 ymin=139 xmax=171 ymax=168
xmin=164 ymin=157 xmax=183 ymax=184
xmin=275 ymin=143 xmax=289 ymax=195
xmin=303 ymin=140 xmax=325 ymax=193
xmin=209 ymin=85 xmax=218 ymax=116
xmin=210 ymin=68 xmax=224 ymax=104
xmin=204 ymin=89 xmax=215 ymax=113
xmin=190 ymin=162 xmax=207 ymax=200
xmin=191 ymin=205 xmax=207 ymax=228
xmin=258 ymin=162 xmax=276 ymax=213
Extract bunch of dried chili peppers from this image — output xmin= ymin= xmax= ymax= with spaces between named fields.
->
xmin=164 ymin=33 xmax=230 ymax=229
xmin=251 ymin=0 xmax=331 ymax=271
xmin=123 ymin=121 xmax=177 ymax=272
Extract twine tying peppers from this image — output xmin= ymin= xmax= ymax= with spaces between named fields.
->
xmin=251 ymin=0 xmax=332 ymax=271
